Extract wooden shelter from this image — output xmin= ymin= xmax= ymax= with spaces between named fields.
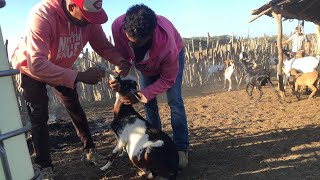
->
xmin=249 ymin=0 xmax=320 ymax=97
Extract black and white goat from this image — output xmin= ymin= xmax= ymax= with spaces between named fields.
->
xmin=100 ymin=71 xmax=179 ymax=180
xmin=239 ymin=58 xmax=280 ymax=102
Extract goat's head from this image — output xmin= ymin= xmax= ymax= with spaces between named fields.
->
xmin=118 ymin=78 xmax=138 ymax=97
xmin=269 ymin=57 xmax=278 ymax=66
xmin=283 ymin=57 xmax=296 ymax=76
xmin=239 ymin=52 xmax=249 ymax=61
xmin=110 ymin=65 xmax=141 ymax=117
xmin=289 ymin=68 xmax=300 ymax=77
xmin=282 ymin=49 xmax=293 ymax=60
xmin=239 ymin=58 xmax=254 ymax=68
xmin=110 ymin=64 xmax=138 ymax=98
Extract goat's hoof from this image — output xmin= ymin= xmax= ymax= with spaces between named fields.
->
xmin=100 ymin=166 xmax=110 ymax=171
xmin=137 ymin=170 xmax=148 ymax=177
xmin=147 ymin=173 xmax=153 ymax=179
xmin=100 ymin=162 xmax=112 ymax=171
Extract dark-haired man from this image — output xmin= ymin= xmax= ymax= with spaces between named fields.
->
xmin=109 ymin=4 xmax=189 ymax=169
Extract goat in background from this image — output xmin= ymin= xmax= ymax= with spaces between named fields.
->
xmin=282 ymin=49 xmax=320 ymax=89
xmin=290 ymin=68 xmax=320 ymax=100
xmin=204 ymin=63 xmax=225 ymax=84
xmin=223 ymin=59 xmax=236 ymax=91
xmin=239 ymin=58 xmax=280 ymax=102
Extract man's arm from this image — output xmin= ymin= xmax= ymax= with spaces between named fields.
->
xmin=141 ymin=51 xmax=179 ymax=102
xmin=89 ymin=25 xmax=125 ymax=66
xmin=26 ymin=13 xmax=78 ymax=88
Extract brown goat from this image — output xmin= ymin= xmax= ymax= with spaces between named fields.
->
xmin=289 ymin=68 xmax=319 ymax=100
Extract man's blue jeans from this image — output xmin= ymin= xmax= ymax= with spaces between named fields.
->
xmin=140 ymin=50 xmax=189 ymax=151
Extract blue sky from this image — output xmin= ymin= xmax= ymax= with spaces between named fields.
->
xmin=0 ymin=0 xmax=316 ymax=56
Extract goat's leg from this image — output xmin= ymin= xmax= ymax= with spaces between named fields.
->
xmin=295 ymin=84 xmax=300 ymax=101
xmin=100 ymin=140 xmax=125 ymax=171
xmin=223 ymin=78 xmax=227 ymax=90
xmin=267 ymin=79 xmax=281 ymax=101
xmin=290 ymin=81 xmax=296 ymax=94
xmin=118 ymin=147 xmax=127 ymax=157
xmin=237 ymin=73 xmax=244 ymax=89
xmin=234 ymin=73 xmax=239 ymax=85
xmin=245 ymin=83 xmax=250 ymax=96
xmin=205 ymin=72 xmax=212 ymax=84
xmin=256 ymin=84 xmax=263 ymax=102
xmin=308 ymin=85 xmax=317 ymax=100
xmin=228 ymin=78 xmax=232 ymax=92
xmin=249 ymin=84 xmax=254 ymax=97
xmin=284 ymin=75 xmax=290 ymax=90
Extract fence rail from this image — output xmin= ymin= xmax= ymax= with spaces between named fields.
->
xmin=12 ymin=34 xmax=318 ymax=119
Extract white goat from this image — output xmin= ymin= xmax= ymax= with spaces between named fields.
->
xmin=205 ymin=63 xmax=225 ymax=83
xmin=283 ymin=56 xmax=320 ymax=87
xmin=224 ymin=60 xmax=235 ymax=91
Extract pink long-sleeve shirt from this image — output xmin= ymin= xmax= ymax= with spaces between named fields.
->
xmin=112 ymin=15 xmax=184 ymax=101
xmin=11 ymin=0 xmax=124 ymax=88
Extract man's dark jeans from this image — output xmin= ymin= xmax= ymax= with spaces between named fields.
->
xmin=20 ymin=74 xmax=94 ymax=168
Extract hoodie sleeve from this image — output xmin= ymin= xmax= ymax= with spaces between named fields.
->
xmin=89 ymin=25 xmax=124 ymax=66
xmin=141 ymin=51 xmax=179 ymax=101
xmin=27 ymin=12 xmax=78 ymax=88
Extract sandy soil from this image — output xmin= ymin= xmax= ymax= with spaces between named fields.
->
xmin=31 ymin=82 xmax=320 ymax=180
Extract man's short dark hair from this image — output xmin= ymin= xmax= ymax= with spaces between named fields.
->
xmin=124 ymin=4 xmax=157 ymax=40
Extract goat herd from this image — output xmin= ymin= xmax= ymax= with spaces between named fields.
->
xmin=204 ymin=51 xmax=320 ymax=102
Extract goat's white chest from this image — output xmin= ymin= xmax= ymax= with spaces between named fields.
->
xmin=118 ymin=119 xmax=149 ymax=159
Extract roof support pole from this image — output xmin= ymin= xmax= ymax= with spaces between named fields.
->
xmin=316 ymin=24 xmax=320 ymax=57
xmin=272 ymin=11 xmax=285 ymax=99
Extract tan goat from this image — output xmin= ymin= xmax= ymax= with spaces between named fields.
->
xmin=289 ymin=68 xmax=320 ymax=100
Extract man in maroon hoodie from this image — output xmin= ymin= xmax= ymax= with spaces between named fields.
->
xmin=11 ymin=0 xmax=130 ymax=179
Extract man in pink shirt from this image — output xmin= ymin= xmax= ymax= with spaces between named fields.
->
xmin=11 ymin=0 xmax=130 ymax=179
xmin=109 ymin=4 xmax=189 ymax=169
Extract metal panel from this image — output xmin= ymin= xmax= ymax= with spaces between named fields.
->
xmin=0 ymin=26 xmax=34 ymax=180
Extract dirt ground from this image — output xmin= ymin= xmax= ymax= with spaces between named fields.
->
xmin=31 ymin=82 xmax=320 ymax=180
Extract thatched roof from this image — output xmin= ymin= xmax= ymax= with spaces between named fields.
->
xmin=250 ymin=0 xmax=320 ymax=24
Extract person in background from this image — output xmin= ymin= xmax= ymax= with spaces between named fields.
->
xmin=0 ymin=0 xmax=6 ymax=8
xmin=11 ymin=0 xmax=130 ymax=179
xmin=109 ymin=4 xmax=189 ymax=169
xmin=282 ymin=26 xmax=308 ymax=58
